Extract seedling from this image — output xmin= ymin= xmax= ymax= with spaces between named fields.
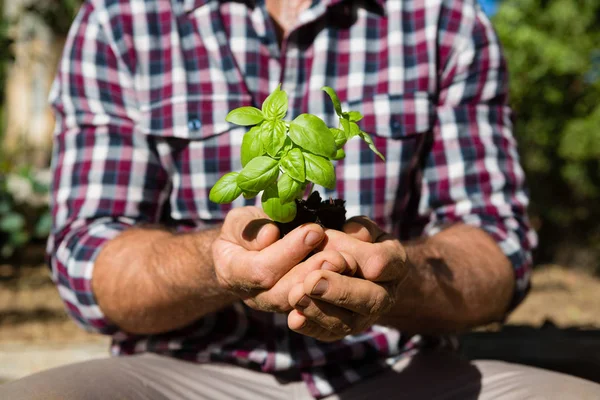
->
xmin=209 ymin=85 xmax=385 ymax=224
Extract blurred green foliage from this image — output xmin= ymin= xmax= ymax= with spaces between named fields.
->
xmin=0 ymin=168 xmax=51 ymax=259
xmin=494 ymin=0 xmax=600 ymax=265
xmin=24 ymin=0 xmax=83 ymax=36
xmin=0 ymin=1 xmax=81 ymax=262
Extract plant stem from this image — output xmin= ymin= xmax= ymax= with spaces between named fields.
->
xmin=305 ymin=182 xmax=314 ymax=200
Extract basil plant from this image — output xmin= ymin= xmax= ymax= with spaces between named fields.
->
xmin=209 ymin=86 xmax=385 ymax=223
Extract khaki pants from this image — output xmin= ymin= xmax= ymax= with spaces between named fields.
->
xmin=2 ymin=350 xmax=599 ymax=399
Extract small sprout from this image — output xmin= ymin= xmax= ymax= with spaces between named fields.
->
xmin=210 ymin=85 xmax=385 ymax=223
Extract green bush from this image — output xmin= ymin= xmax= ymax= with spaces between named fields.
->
xmin=494 ymin=0 xmax=600 ymax=267
xmin=0 ymin=168 xmax=52 ymax=260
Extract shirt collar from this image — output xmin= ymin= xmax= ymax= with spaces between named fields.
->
xmin=181 ymin=0 xmax=385 ymax=15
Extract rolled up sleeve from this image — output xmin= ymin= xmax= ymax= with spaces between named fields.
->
xmin=47 ymin=3 xmax=168 ymax=333
xmin=419 ymin=0 xmax=537 ymax=308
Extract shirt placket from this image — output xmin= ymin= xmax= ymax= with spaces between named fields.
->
xmin=255 ymin=1 xmax=332 ymax=116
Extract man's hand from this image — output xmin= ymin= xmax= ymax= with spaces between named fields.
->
xmin=287 ymin=217 xmax=411 ymax=341
xmin=212 ymin=207 xmax=352 ymax=313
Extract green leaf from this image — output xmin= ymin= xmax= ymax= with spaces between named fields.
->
xmin=209 ymin=172 xmax=243 ymax=204
xmin=349 ymin=121 xmax=362 ymax=137
xmin=261 ymin=183 xmax=297 ymax=223
xmin=289 ymin=114 xmax=337 ymax=158
xmin=358 ymin=131 xmax=386 ymax=161
xmin=242 ymin=190 xmax=260 ymax=200
xmin=241 ymin=126 xmax=264 ymax=167
xmin=34 ymin=211 xmax=52 ymax=238
xmin=346 ymin=111 xmax=363 ymax=122
xmin=262 ymin=85 xmax=288 ymax=120
xmin=322 ymin=86 xmax=343 ymax=116
xmin=260 ymin=120 xmax=287 ymax=157
xmin=331 ymin=148 xmax=346 ymax=160
xmin=277 ymin=173 xmax=305 ymax=203
xmin=280 ymin=148 xmax=306 ymax=182
xmin=303 ymin=152 xmax=336 ymax=189
xmin=277 ymin=137 xmax=294 ymax=158
xmin=330 ymin=128 xmax=348 ymax=149
xmin=282 ymin=136 xmax=294 ymax=151
xmin=237 ymin=156 xmax=280 ymax=192
xmin=339 ymin=118 xmax=352 ymax=136
xmin=0 ymin=212 xmax=25 ymax=233
xmin=226 ymin=107 xmax=265 ymax=126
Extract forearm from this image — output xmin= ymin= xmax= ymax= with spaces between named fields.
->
xmin=92 ymin=227 xmax=237 ymax=335
xmin=380 ymin=224 xmax=515 ymax=334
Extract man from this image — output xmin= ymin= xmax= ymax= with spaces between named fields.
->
xmin=3 ymin=0 xmax=599 ymax=398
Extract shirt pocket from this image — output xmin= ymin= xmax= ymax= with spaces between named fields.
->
xmin=136 ymin=94 xmax=254 ymax=140
xmin=345 ymin=91 xmax=435 ymax=139
xmin=337 ymin=92 xmax=435 ymax=235
xmin=136 ymin=94 xmax=257 ymax=225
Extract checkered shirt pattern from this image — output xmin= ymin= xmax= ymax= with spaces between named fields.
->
xmin=47 ymin=0 xmax=537 ymax=397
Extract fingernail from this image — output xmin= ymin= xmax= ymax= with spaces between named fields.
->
xmin=297 ymin=295 xmax=311 ymax=308
xmin=321 ymin=261 xmax=337 ymax=271
xmin=311 ymin=279 xmax=328 ymax=296
xmin=305 ymin=230 xmax=323 ymax=246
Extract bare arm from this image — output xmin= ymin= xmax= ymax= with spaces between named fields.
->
xmin=92 ymin=207 xmax=327 ymax=335
xmin=92 ymin=227 xmax=236 ymax=335
xmin=287 ymin=222 xmax=516 ymax=340
xmin=381 ymin=223 xmax=514 ymax=333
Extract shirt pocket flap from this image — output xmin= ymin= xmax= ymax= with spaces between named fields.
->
xmin=136 ymin=94 xmax=254 ymax=140
xmin=346 ymin=91 xmax=434 ymax=139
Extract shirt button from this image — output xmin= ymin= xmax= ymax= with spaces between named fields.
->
xmin=391 ymin=118 xmax=402 ymax=131
xmin=188 ymin=118 xmax=202 ymax=131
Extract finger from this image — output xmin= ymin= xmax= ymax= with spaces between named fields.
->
xmin=321 ymin=229 xmax=405 ymax=282
xmin=302 ymin=249 xmax=358 ymax=276
xmin=287 ymin=310 xmax=344 ymax=342
xmin=222 ymin=207 xmax=279 ymax=251
xmin=248 ymin=250 xmax=351 ymax=313
xmin=343 ymin=216 xmax=388 ymax=243
xmin=289 ymin=287 xmax=356 ymax=336
xmin=229 ymin=223 xmax=326 ymax=290
xmin=303 ymin=270 xmax=394 ymax=317
xmin=243 ymin=219 xmax=280 ymax=250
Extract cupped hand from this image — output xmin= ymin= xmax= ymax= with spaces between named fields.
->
xmin=287 ymin=217 xmax=411 ymax=341
xmin=212 ymin=207 xmax=354 ymax=313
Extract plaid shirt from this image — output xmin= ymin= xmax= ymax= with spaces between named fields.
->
xmin=48 ymin=0 xmax=536 ymax=397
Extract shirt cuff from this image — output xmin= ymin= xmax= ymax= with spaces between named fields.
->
xmin=50 ymin=217 xmax=135 ymax=334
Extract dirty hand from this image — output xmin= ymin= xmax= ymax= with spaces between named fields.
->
xmin=287 ymin=217 xmax=411 ymax=341
xmin=212 ymin=207 xmax=352 ymax=313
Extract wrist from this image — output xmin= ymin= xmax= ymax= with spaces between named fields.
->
xmin=378 ymin=239 xmax=436 ymax=332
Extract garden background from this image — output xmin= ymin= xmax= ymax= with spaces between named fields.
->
xmin=1 ymin=0 xmax=599 ymax=384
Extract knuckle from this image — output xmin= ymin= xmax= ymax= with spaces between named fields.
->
xmin=213 ymin=266 xmax=234 ymax=292
xmin=248 ymin=268 xmax=276 ymax=289
xmin=365 ymin=253 xmax=387 ymax=281
xmin=337 ymin=322 xmax=353 ymax=336
xmin=367 ymin=291 xmax=390 ymax=316
xmin=335 ymin=286 xmax=352 ymax=307
xmin=319 ymin=250 xmax=346 ymax=272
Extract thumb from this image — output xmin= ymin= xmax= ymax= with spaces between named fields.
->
xmin=222 ymin=206 xmax=280 ymax=251
xmin=342 ymin=216 xmax=387 ymax=243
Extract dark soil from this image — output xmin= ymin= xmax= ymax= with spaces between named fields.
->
xmin=277 ymin=191 xmax=346 ymax=236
